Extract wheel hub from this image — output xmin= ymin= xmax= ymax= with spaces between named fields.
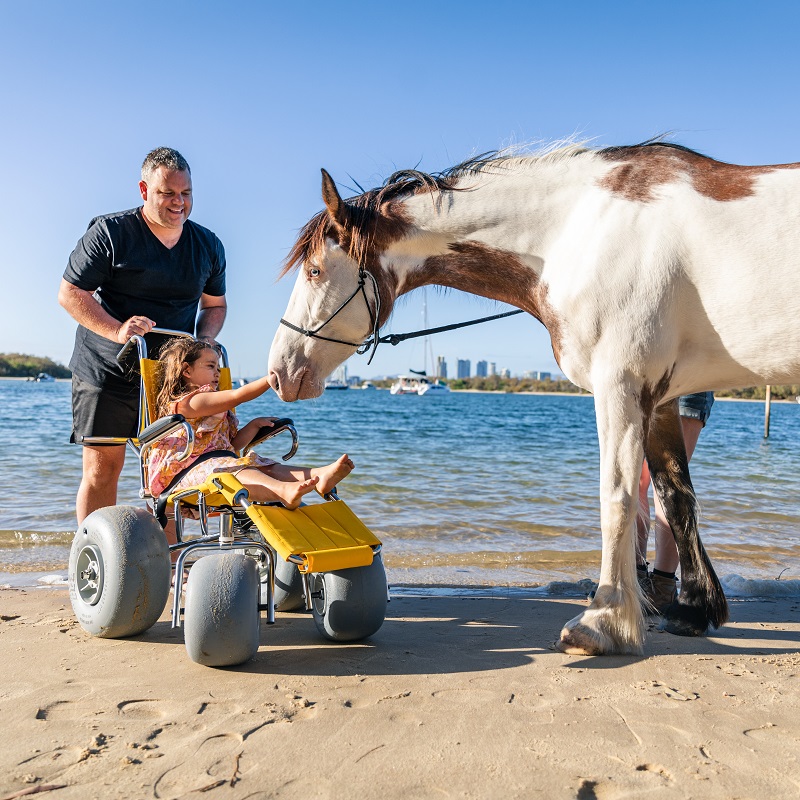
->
xmin=76 ymin=545 xmax=104 ymax=605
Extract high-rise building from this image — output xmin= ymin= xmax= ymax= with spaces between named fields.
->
xmin=500 ymin=368 xmax=511 ymax=379
xmin=476 ymin=360 xmax=488 ymax=377
xmin=488 ymin=362 xmax=496 ymax=376
xmin=436 ymin=356 xmax=448 ymax=379
xmin=457 ymin=359 xmax=471 ymax=379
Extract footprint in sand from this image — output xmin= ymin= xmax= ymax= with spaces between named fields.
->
xmin=117 ymin=698 xmax=169 ymax=720
xmin=153 ymin=732 xmax=244 ymax=798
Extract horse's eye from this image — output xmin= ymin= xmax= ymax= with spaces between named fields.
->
xmin=309 ymin=267 xmax=321 ymax=278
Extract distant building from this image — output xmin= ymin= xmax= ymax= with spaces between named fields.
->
xmin=457 ymin=359 xmax=471 ymax=379
xmin=476 ymin=360 xmax=488 ymax=377
xmin=535 ymin=371 xmax=551 ymax=381
xmin=488 ymin=362 xmax=496 ymax=377
xmin=436 ymin=356 xmax=448 ymax=379
xmin=500 ymin=368 xmax=511 ymax=379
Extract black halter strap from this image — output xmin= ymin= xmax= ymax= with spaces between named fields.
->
xmin=280 ymin=267 xmax=383 ymax=363
xmin=280 ymin=266 xmax=525 ymax=364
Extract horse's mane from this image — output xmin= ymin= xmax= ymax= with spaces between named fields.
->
xmin=282 ymin=137 xmax=703 ymax=274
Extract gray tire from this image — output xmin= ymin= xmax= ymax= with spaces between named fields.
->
xmin=68 ymin=506 xmax=170 ymax=639
xmin=311 ymin=554 xmax=387 ymax=641
xmin=183 ymin=552 xmax=260 ymax=666
xmin=272 ymin=558 xmax=306 ymax=611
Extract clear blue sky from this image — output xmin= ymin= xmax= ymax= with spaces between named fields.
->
xmin=3 ymin=1 xmax=799 ymax=380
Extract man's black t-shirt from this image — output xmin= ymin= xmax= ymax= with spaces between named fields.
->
xmin=63 ymin=208 xmax=226 ymax=388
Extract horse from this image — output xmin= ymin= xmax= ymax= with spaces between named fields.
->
xmin=267 ymin=140 xmax=800 ymax=655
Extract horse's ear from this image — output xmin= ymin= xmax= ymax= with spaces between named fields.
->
xmin=321 ymin=168 xmax=350 ymax=230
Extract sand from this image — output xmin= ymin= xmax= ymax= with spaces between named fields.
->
xmin=1 ymin=587 xmax=799 ymax=800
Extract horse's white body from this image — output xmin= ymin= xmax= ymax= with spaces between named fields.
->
xmin=268 ymin=143 xmax=800 ymax=654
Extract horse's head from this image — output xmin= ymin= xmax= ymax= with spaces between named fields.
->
xmin=268 ymin=170 xmax=404 ymax=400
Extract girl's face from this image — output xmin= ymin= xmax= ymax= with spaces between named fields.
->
xmin=182 ymin=348 xmax=220 ymax=389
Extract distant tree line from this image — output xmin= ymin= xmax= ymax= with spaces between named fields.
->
xmin=0 ymin=353 xmax=71 ymax=378
xmin=714 ymin=385 xmax=800 ymax=400
xmin=372 ymin=375 xmax=800 ymax=399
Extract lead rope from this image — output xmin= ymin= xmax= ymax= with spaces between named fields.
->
xmin=280 ymin=267 xmax=523 ymax=365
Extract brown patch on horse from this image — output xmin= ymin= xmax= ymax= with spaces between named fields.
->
xmin=599 ymin=143 xmax=799 ymax=203
xmin=638 ymin=367 xmax=674 ymax=423
xmin=416 ymin=242 xmax=564 ymax=363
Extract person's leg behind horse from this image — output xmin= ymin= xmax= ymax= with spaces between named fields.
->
xmin=647 ymin=393 xmax=712 ymax=613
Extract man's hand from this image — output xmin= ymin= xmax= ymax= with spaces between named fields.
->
xmin=116 ymin=315 xmax=156 ymax=343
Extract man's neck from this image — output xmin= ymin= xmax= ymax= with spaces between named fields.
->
xmin=141 ymin=209 xmax=184 ymax=249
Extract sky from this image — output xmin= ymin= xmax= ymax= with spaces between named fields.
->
xmin=2 ymin=0 xmax=799 ymax=380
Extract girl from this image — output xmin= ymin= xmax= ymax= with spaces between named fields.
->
xmin=148 ymin=338 xmax=354 ymax=508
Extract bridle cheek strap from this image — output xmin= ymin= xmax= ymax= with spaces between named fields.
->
xmin=279 ymin=268 xmax=383 ymax=364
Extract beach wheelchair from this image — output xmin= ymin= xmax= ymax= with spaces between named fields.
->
xmin=68 ymin=329 xmax=387 ymax=667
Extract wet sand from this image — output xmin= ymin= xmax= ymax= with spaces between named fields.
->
xmin=1 ymin=588 xmax=799 ymax=800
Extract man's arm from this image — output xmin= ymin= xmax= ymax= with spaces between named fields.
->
xmin=196 ymin=293 xmax=227 ymax=342
xmin=58 ymin=279 xmax=155 ymax=343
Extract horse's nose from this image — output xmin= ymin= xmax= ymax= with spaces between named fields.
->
xmin=267 ymin=369 xmax=280 ymax=395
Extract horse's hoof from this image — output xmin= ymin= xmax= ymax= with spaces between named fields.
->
xmin=660 ymin=600 xmax=709 ymax=637
xmin=556 ymin=624 xmax=605 ymax=656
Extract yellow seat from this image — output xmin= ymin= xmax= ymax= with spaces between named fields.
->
xmin=166 ymin=471 xmax=380 ymax=573
xmin=139 ymin=358 xmax=232 ymax=433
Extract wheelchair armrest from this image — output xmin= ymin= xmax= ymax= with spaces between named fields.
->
xmin=243 ymin=417 xmax=298 ymax=461
xmin=137 ymin=415 xmax=195 ymax=461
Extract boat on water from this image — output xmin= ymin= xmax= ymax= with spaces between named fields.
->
xmin=390 ymin=375 xmax=423 ymax=395
xmin=361 ymin=381 xmax=377 ymax=390
xmin=34 ymin=372 xmax=56 ymax=382
xmin=390 ymin=290 xmax=451 ymax=396
xmin=324 ymin=364 xmax=349 ymax=390
xmin=417 ymin=377 xmax=450 ymax=395
xmin=390 ymin=372 xmax=451 ymax=396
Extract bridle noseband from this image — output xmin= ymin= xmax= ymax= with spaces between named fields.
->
xmin=279 ymin=266 xmax=383 ymax=364
xmin=280 ymin=264 xmax=526 ymax=366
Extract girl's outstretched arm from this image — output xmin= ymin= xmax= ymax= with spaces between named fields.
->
xmin=232 ymin=416 xmax=279 ymax=452
xmin=175 ymin=376 xmax=272 ymax=417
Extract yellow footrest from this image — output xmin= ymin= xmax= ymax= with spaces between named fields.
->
xmin=166 ymin=472 xmax=381 ymax=573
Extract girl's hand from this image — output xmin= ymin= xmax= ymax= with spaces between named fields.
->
xmin=232 ymin=417 xmax=281 ymax=452
xmin=248 ymin=417 xmax=279 ymax=429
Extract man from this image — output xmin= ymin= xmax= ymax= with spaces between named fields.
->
xmin=58 ymin=147 xmax=227 ymax=523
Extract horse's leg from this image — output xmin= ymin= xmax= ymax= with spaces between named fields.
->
xmin=557 ymin=385 xmax=646 ymax=655
xmin=644 ymin=400 xmax=729 ymax=635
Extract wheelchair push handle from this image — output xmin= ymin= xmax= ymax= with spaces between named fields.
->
xmin=116 ymin=328 xmax=195 ymax=365
xmin=245 ymin=418 xmax=299 ymax=461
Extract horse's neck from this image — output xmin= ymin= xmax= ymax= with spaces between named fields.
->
xmin=387 ymin=156 xmax=602 ymax=301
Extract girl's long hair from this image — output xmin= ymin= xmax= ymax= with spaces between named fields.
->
xmin=155 ymin=338 xmax=215 ymax=418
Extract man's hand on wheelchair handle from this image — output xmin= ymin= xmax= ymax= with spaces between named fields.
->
xmin=116 ymin=315 xmax=156 ymax=343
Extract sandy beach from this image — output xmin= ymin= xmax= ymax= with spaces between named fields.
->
xmin=1 ymin=588 xmax=799 ymax=800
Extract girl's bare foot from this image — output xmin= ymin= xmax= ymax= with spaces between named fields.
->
xmin=278 ymin=476 xmax=319 ymax=509
xmin=313 ymin=454 xmax=355 ymax=496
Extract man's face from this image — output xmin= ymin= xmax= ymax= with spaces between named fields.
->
xmin=139 ymin=167 xmax=192 ymax=229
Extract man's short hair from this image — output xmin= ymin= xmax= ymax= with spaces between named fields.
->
xmin=141 ymin=147 xmax=191 ymax=181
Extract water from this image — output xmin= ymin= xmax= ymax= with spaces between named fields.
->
xmin=2 ymin=379 xmax=799 ymax=596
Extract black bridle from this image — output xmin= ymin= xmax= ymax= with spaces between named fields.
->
xmin=280 ymin=266 xmax=524 ymax=365
xmin=280 ymin=267 xmax=383 ymax=364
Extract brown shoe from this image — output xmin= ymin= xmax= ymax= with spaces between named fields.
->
xmin=646 ymin=572 xmax=678 ymax=615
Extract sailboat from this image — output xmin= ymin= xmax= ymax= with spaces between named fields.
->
xmin=390 ymin=290 xmax=450 ymax=396
xmin=324 ymin=363 xmax=349 ymax=390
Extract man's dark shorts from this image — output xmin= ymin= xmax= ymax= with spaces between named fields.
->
xmin=678 ymin=391 xmax=715 ymax=427
xmin=70 ymin=375 xmax=139 ymax=445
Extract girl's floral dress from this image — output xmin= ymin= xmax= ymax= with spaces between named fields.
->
xmin=147 ymin=385 xmax=277 ymax=496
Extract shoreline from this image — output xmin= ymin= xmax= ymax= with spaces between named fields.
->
xmin=1 ymin=587 xmax=799 ymax=799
